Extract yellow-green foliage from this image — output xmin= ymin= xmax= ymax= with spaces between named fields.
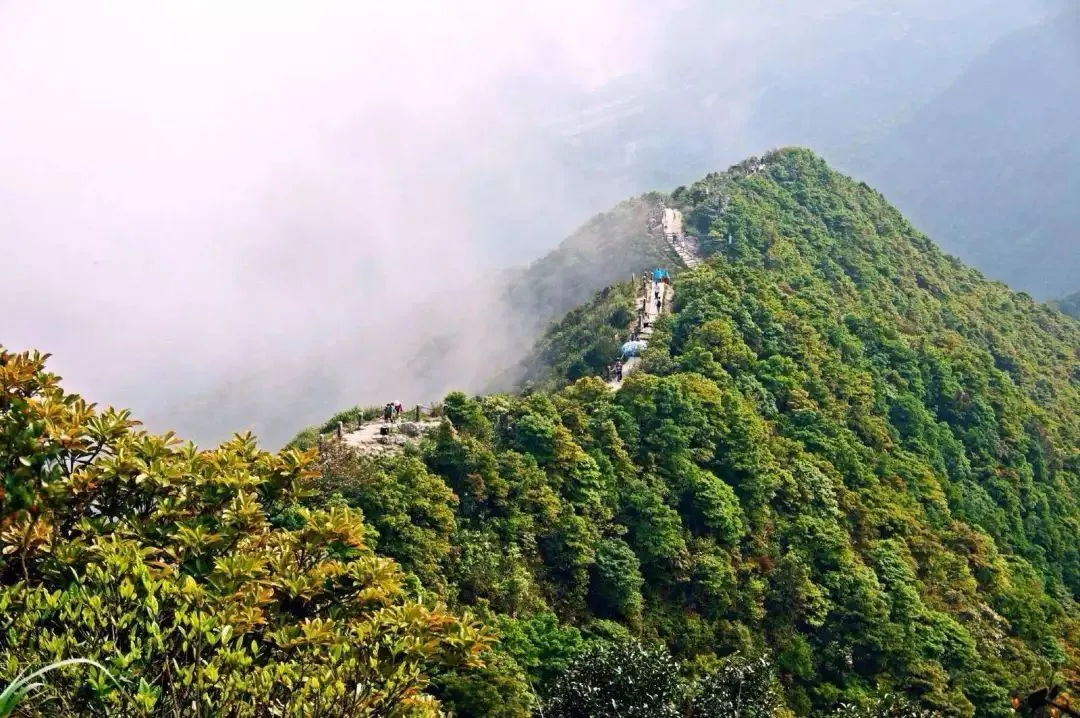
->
xmin=0 ymin=349 xmax=493 ymax=716
xmin=305 ymin=150 xmax=1080 ymax=717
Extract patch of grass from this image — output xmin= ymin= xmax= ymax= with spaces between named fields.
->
xmin=0 ymin=659 xmax=121 ymax=716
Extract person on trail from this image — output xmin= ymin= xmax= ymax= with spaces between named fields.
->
xmin=656 ymin=297 xmax=662 ymax=312
xmin=383 ymin=403 xmax=393 ymax=423
xmin=615 ymin=360 xmax=623 ymax=381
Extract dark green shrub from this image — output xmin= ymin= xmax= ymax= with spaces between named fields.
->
xmin=544 ymin=642 xmax=683 ymax=718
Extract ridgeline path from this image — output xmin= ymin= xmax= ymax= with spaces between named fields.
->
xmin=661 ymin=206 xmax=701 ymax=268
xmin=324 ymin=200 xmax=703 ymax=452
xmin=340 ymin=417 xmax=442 ymax=456
xmin=608 ymin=274 xmax=672 ymax=391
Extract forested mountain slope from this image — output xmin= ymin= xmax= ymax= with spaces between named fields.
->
xmin=293 ymin=149 xmax=1080 ymax=716
xmin=10 ymin=146 xmax=1080 ymax=717
xmin=844 ymin=9 xmax=1080 ymax=298
xmin=480 ymin=194 xmax=678 ymax=392
xmin=402 ymin=194 xmax=678 ymax=399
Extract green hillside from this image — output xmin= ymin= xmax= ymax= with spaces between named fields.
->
xmin=6 ymin=148 xmax=1080 ymax=716
xmin=483 ymin=194 xmax=678 ymax=393
xmin=301 ymin=149 xmax=1080 ymax=715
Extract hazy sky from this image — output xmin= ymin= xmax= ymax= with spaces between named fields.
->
xmin=0 ymin=0 xmax=1055 ymax=446
xmin=0 ymin=0 xmax=668 ymax=417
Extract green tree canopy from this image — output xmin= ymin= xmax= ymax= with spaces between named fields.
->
xmin=0 ymin=349 xmax=492 ymax=716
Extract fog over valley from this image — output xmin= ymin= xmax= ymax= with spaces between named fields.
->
xmin=0 ymin=0 xmax=1066 ymax=446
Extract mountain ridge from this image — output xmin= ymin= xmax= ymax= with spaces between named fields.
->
xmin=284 ymin=148 xmax=1080 ymax=715
xmin=10 ymin=148 xmax=1080 ymax=715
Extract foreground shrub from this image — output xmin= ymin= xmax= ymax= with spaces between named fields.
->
xmin=543 ymin=641 xmax=683 ymax=718
xmin=0 ymin=348 xmax=493 ymax=716
xmin=688 ymin=653 xmax=783 ymax=717
xmin=830 ymin=693 xmax=942 ymax=717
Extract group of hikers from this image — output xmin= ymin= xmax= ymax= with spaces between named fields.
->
xmin=606 ymin=268 xmax=672 ymax=384
xmin=643 ymin=272 xmax=670 ymax=322
xmin=637 ymin=268 xmax=670 ymax=327
xmin=382 ymin=401 xmax=404 ymax=423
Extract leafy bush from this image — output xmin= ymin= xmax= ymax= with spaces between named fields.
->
xmin=543 ymin=641 xmax=683 ymax=718
xmin=588 ymin=537 xmax=644 ymax=623
xmin=317 ymin=404 xmax=383 ymax=434
xmin=0 ymin=348 xmax=493 ymax=715
xmin=609 ymin=306 xmax=633 ymax=329
xmin=688 ymin=653 xmax=782 ymax=717
xmin=830 ymin=693 xmax=942 ymax=717
xmin=495 ymin=613 xmax=585 ymax=692
xmin=284 ymin=425 xmax=319 ymax=451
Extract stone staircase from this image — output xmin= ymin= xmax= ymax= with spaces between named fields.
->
xmin=661 ymin=206 xmax=701 ymax=268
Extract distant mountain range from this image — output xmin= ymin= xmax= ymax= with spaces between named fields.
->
xmin=841 ymin=9 xmax=1080 ymax=298
xmin=482 ymin=0 xmax=1053 ymax=269
xmin=1053 ymin=289 xmax=1080 ymax=320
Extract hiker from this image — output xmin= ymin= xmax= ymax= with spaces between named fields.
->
xmin=615 ymin=360 xmax=623 ymax=381
xmin=656 ymin=297 xmax=662 ymax=312
xmin=383 ymin=403 xmax=393 ymax=423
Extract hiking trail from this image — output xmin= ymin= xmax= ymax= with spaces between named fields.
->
xmin=325 ymin=196 xmax=713 ymax=450
xmin=340 ymin=417 xmax=441 ymax=456
xmin=661 ymin=206 xmax=701 ymax=268
xmin=314 ymin=408 xmax=442 ymax=458
xmin=608 ymin=273 xmax=672 ymax=391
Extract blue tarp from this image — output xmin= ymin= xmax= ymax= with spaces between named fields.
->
xmin=652 ymin=268 xmax=670 ymax=282
xmin=621 ymin=340 xmax=648 ymax=357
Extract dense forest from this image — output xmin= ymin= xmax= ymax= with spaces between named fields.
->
xmin=4 ymin=149 xmax=1080 ymax=715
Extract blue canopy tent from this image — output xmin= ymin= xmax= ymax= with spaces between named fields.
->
xmin=652 ymin=268 xmax=670 ymax=283
xmin=621 ymin=340 xmax=648 ymax=358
